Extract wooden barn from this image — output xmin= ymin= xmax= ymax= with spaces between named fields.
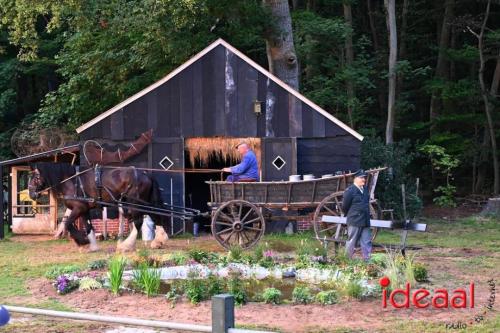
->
xmin=1 ymin=39 xmax=363 ymax=239
xmin=76 ymin=39 xmax=363 ymax=232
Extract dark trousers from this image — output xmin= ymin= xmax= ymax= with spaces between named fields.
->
xmin=346 ymin=226 xmax=372 ymax=260
xmin=226 ymin=175 xmax=257 ymax=182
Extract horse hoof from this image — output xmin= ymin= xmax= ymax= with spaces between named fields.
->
xmin=88 ymin=246 xmax=100 ymax=253
xmin=150 ymin=240 xmax=164 ymax=249
xmin=116 ymin=243 xmax=135 ymax=253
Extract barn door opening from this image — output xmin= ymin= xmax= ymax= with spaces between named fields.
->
xmin=184 ymin=137 xmax=261 ymax=233
xmin=151 ymin=138 xmax=185 ymax=236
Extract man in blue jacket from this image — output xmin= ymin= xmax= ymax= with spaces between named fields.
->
xmin=222 ymin=142 xmax=259 ymax=182
xmin=342 ymin=169 xmax=372 ymax=261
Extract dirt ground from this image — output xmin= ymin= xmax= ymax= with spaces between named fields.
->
xmin=2 ymin=207 xmax=499 ymax=332
xmin=5 ymin=246 xmax=499 ymax=332
xmin=15 ymin=262 xmax=495 ymax=333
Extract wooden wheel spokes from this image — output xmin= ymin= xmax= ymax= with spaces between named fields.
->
xmin=313 ymin=192 xmax=344 ymax=241
xmin=212 ymin=199 xmax=265 ymax=250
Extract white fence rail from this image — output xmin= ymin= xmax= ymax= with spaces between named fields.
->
xmin=4 ymin=295 xmax=274 ymax=333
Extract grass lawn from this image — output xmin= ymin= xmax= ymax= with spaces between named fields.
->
xmin=0 ymin=215 xmax=498 ymax=332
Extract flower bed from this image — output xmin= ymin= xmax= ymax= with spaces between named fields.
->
xmin=46 ymin=248 xmax=428 ymax=307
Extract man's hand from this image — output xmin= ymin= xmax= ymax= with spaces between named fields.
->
xmin=222 ymin=167 xmax=231 ymax=173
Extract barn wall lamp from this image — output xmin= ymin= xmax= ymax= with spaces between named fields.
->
xmin=253 ymin=100 xmax=262 ymax=116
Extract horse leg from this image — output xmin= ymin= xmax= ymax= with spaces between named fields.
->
xmin=54 ymin=208 xmax=72 ymax=239
xmin=84 ymin=213 xmax=99 ymax=252
xmin=150 ymin=215 xmax=169 ymax=249
xmin=65 ymin=209 xmax=90 ymax=246
xmin=116 ymin=217 xmax=139 ymax=253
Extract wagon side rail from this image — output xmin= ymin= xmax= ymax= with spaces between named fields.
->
xmin=206 ymin=167 xmax=387 ymax=208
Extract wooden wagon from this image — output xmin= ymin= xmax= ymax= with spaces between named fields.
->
xmin=206 ymin=167 xmax=386 ymax=249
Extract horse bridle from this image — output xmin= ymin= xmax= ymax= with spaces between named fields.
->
xmin=28 ymin=170 xmax=52 ymax=197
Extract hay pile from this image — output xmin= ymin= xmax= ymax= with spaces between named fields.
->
xmin=185 ymin=137 xmax=261 ymax=167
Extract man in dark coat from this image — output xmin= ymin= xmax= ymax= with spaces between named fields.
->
xmin=342 ymin=169 xmax=372 ymax=261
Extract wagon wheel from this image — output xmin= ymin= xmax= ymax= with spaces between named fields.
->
xmin=313 ymin=191 xmax=345 ymax=243
xmin=369 ymin=201 xmax=381 ymax=241
xmin=313 ymin=192 xmax=379 ymax=246
xmin=211 ymin=199 xmax=265 ymax=250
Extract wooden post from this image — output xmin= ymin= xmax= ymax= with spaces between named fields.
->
xmin=400 ymin=184 xmax=409 ymax=256
xmin=211 ymin=294 xmax=234 ymax=333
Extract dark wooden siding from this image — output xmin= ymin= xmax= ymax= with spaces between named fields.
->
xmin=262 ymin=137 xmax=297 ymax=181
xmin=297 ymin=136 xmax=360 ymax=176
xmin=80 ymin=45 xmax=356 ymax=141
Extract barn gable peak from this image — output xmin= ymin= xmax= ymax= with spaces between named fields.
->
xmin=76 ymin=39 xmax=362 ymax=141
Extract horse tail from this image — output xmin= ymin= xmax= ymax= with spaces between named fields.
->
xmin=149 ymin=177 xmax=164 ymax=209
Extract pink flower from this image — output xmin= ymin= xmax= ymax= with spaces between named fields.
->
xmin=264 ymin=250 xmax=274 ymax=258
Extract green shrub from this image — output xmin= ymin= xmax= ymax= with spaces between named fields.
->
xmin=228 ymin=245 xmax=243 ymax=262
xmin=315 ymin=290 xmax=338 ymax=305
xmin=403 ymin=254 xmax=417 ymax=286
xmin=382 ymin=250 xmax=404 ymax=290
xmin=87 ymin=259 xmax=108 ymax=270
xmin=169 ymin=252 xmax=188 ymax=265
xmin=45 ymin=265 xmax=81 ymax=279
xmin=345 ymin=280 xmax=363 ymax=299
xmin=361 ymin=137 xmax=422 ymax=219
xmin=108 ymin=256 xmax=127 ymax=295
xmin=370 ymin=253 xmax=386 ymax=267
xmin=188 ymin=248 xmax=210 ymax=263
xmin=165 ymin=281 xmax=184 ymax=304
xmin=207 ymin=274 xmax=224 ymax=296
xmin=132 ymin=263 xmax=161 ymax=297
xmin=252 ymin=244 xmax=265 ymax=262
xmin=292 ymin=286 xmax=313 ymax=304
xmin=227 ymin=277 xmax=247 ymax=305
xmin=78 ymin=277 xmax=103 ymax=291
xmin=419 ymin=144 xmax=459 ymax=208
xmin=262 ymin=288 xmax=282 ymax=304
xmin=413 ymin=262 xmax=428 ymax=282
xmin=365 ymin=263 xmax=380 ymax=278
xmin=184 ymin=279 xmax=207 ymax=304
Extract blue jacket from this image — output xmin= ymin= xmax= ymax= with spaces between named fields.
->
xmin=342 ymin=184 xmax=371 ymax=227
xmin=231 ymin=150 xmax=259 ymax=180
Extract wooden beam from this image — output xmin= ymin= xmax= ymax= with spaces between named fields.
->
xmin=321 ymin=215 xmax=393 ymax=228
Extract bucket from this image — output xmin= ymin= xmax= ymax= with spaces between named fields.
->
xmin=303 ymin=174 xmax=315 ymax=180
xmin=321 ymin=174 xmax=334 ymax=178
xmin=289 ymin=175 xmax=301 ymax=182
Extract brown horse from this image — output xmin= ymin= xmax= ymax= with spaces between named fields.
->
xmin=28 ymin=162 xmax=170 ymax=251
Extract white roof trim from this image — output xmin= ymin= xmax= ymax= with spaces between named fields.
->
xmin=76 ymin=38 xmax=363 ymax=141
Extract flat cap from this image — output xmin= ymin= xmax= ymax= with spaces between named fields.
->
xmin=353 ymin=169 xmax=368 ymax=178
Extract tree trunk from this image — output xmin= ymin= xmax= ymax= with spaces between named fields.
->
xmin=263 ymin=0 xmax=299 ymax=91
xmin=398 ymin=0 xmax=409 ymax=62
xmin=384 ymin=0 xmax=397 ymax=144
xmin=482 ymin=197 xmax=500 ymax=216
xmin=367 ymin=0 xmax=379 ymax=51
xmin=344 ymin=3 xmax=355 ymax=128
xmin=475 ymin=0 xmax=499 ymax=195
xmin=429 ymin=0 xmax=454 ymax=133
xmin=367 ymin=0 xmax=386 ymax=115
xmin=397 ymin=0 xmax=409 ymax=97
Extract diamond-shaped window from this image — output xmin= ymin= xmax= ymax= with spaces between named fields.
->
xmin=159 ymin=155 xmax=174 ymax=170
xmin=272 ymin=155 xmax=286 ymax=171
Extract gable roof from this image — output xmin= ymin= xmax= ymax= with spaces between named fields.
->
xmin=76 ymin=38 xmax=363 ymax=141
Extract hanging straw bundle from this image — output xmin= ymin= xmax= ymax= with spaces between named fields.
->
xmin=185 ymin=137 xmax=261 ymax=167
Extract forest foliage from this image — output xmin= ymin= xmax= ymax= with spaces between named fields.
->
xmin=0 ymin=0 xmax=499 ymax=204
